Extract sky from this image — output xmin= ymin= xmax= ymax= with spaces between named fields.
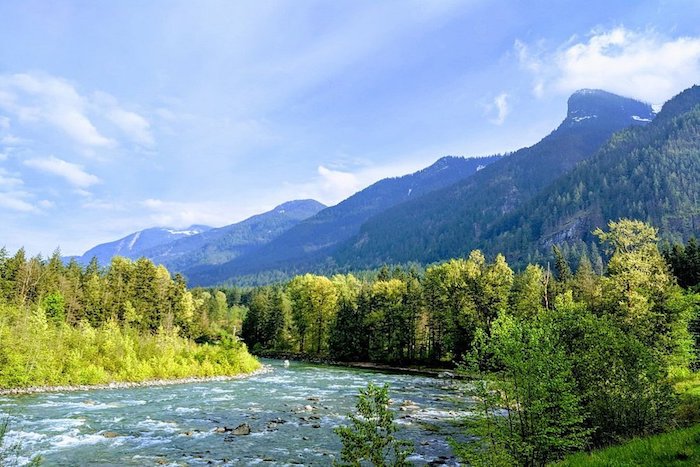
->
xmin=1 ymin=0 xmax=700 ymax=256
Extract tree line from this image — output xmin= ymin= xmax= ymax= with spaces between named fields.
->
xmin=0 ymin=250 xmax=257 ymax=388
xmin=239 ymin=219 xmax=700 ymax=464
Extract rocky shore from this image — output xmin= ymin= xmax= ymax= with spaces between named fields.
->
xmin=0 ymin=365 xmax=271 ymax=396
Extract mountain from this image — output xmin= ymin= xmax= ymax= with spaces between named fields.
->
xmin=145 ymin=199 xmax=326 ymax=272
xmin=484 ymin=85 xmax=700 ymax=263
xmin=75 ymin=225 xmax=212 ymax=266
xmin=330 ymin=89 xmax=656 ymax=269
xmin=75 ymin=199 xmax=326 ymax=270
xmin=185 ymin=155 xmax=501 ymax=285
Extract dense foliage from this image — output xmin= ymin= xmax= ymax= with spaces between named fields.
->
xmin=455 ymin=220 xmax=695 ymax=465
xmin=0 ymin=250 xmax=258 ymax=389
xmin=665 ymin=237 xmax=700 ymax=290
xmin=239 ymin=219 xmax=699 ymax=464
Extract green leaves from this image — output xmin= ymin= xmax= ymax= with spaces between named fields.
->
xmin=334 ymin=383 xmax=414 ymax=467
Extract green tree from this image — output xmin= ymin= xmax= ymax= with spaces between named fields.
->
xmin=595 ymin=219 xmax=692 ymax=367
xmin=458 ymin=313 xmax=589 ymax=466
xmin=334 ymin=383 xmax=414 ymax=466
xmin=287 ymin=274 xmax=338 ymax=353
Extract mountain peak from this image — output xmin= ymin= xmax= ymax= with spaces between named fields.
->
xmin=652 ymin=85 xmax=700 ymax=123
xmin=274 ymin=199 xmax=326 ymax=212
xmin=564 ymin=89 xmax=654 ymax=127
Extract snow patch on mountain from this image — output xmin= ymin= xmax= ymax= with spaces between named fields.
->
xmin=128 ymin=231 xmax=141 ymax=250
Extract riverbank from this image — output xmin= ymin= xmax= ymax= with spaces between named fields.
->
xmin=256 ymin=351 xmax=464 ymax=378
xmin=0 ymin=365 xmax=271 ymax=396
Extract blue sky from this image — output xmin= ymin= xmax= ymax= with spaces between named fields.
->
xmin=1 ymin=0 xmax=700 ymax=255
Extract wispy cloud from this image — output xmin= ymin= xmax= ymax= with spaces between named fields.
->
xmin=0 ymin=72 xmax=155 ymax=150
xmin=140 ymin=198 xmax=237 ymax=228
xmin=0 ymin=168 xmax=23 ymax=188
xmin=0 ymin=192 xmax=37 ymax=212
xmin=24 ymin=155 xmax=100 ymax=188
xmin=486 ymin=93 xmax=510 ymax=125
xmin=516 ymin=27 xmax=700 ymax=102
xmin=0 ymin=73 xmax=114 ymax=147
xmin=0 ymin=169 xmax=37 ymax=212
xmin=93 ymin=91 xmax=154 ymax=146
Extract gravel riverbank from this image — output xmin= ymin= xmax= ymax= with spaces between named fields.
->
xmin=0 ymin=365 xmax=271 ymax=396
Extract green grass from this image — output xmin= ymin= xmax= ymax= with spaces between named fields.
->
xmin=554 ymin=424 xmax=700 ymax=466
xmin=676 ymin=373 xmax=700 ymax=426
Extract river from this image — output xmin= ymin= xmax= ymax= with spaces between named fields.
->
xmin=0 ymin=359 xmax=473 ymax=465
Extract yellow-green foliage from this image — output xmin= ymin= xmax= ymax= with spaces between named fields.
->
xmin=0 ymin=303 xmax=259 ymax=389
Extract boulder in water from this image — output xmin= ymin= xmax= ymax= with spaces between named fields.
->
xmin=232 ymin=423 xmax=251 ymax=435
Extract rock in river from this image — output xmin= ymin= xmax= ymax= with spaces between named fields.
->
xmin=232 ymin=423 xmax=251 ymax=435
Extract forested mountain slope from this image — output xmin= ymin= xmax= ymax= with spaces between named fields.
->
xmin=331 ymin=89 xmax=656 ymax=269
xmin=485 ymin=85 xmax=700 ymax=264
xmin=185 ymin=155 xmax=500 ymax=285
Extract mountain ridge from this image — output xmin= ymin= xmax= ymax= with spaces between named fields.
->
xmin=184 ymin=154 xmax=501 ymax=285
xmin=328 ymin=89 xmax=657 ymax=269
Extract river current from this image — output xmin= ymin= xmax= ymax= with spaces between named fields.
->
xmin=0 ymin=359 xmax=472 ymax=465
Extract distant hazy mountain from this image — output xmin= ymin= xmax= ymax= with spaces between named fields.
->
xmin=186 ymin=155 xmax=501 ymax=285
xmin=329 ymin=89 xmax=656 ymax=268
xmin=145 ymin=199 xmax=327 ymax=272
xmin=75 ymin=200 xmax=326 ymax=270
xmin=75 ymin=225 xmax=212 ymax=266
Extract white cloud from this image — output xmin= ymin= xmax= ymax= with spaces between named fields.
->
xmin=279 ymin=155 xmax=438 ymax=206
xmin=140 ymin=198 xmax=236 ymax=227
xmin=516 ymin=27 xmax=700 ymax=103
xmin=24 ymin=155 xmax=100 ymax=188
xmin=0 ymin=168 xmax=23 ymax=188
xmin=93 ymin=91 xmax=154 ymax=146
xmin=0 ymin=192 xmax=36 ymax=212
xmin=0 ymin=169 xmax=38 ymax=212
xmin=0 ymin=72 xmax=156 ymax=151
xmin=0 ymin=73 xmax=115 ymax=147
xmin=487 ymin=93 xmax=510 ymax=125
xmin=107 ymin=107 xmax=154 ymax=146
xmin=38 ymin=199 xmax=54 ymax=209
xmin=317 ymin=165 xmax=362 ymax=201
xmin=1 ymin=134 xmax=24 ymax=145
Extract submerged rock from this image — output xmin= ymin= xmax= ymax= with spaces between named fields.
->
xmin=400 ymin=400 xmax=420 ymax=411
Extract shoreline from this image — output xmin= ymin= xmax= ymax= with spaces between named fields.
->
xmin=0 ymin=365 xmax=272 ymax=397
xmin=258 ymin=352 xmax=465 ymax=379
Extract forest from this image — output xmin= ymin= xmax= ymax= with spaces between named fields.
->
xmin=1 ymin=218 xmax=698 ymax=464
xmin=0 ymin=249 xmax=258 ymax=389
xmin=237 ymin=219 xmax=700 ymax=464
